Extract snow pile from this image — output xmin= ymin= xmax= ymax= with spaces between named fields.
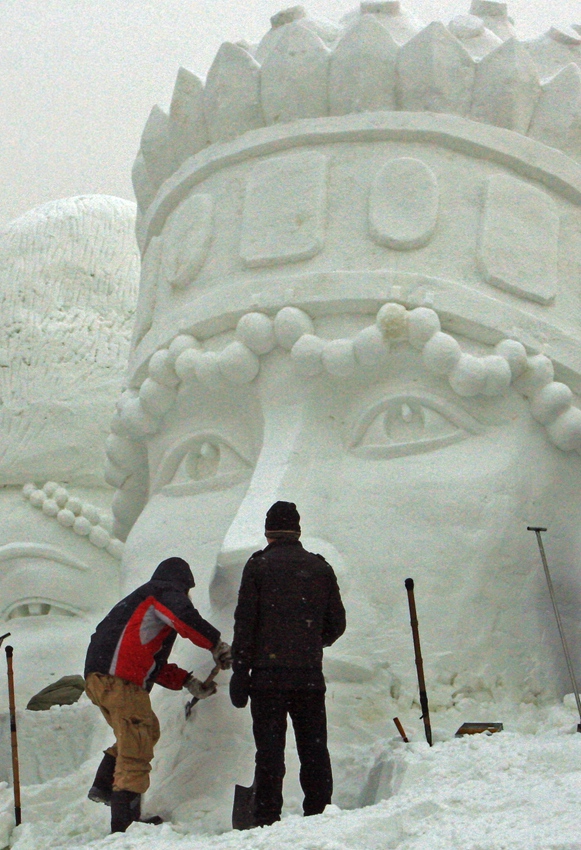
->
xmin=1 ymin=700 xmax=581 ymax=850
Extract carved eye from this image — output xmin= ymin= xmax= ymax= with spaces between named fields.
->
xmin=350 ymin=394 xmax=483 ymax=459
xmin=155 ymin=435 xmax=252 ymax=496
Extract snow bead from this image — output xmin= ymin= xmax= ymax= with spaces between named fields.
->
xmin=449 ymin=354 xmax=487 ymax=397
xmin=236 ymin=312 xmax=276 ymax=355
xmin=218 ymin=341 xmax=260 ymax=384
xmin=66 ymin=497 xmax=82 ymax=516
xmin=107 ymin=538 xmax=125 ymax=560
xmin=29 ymin=489 xmax=46 ymax=508
xmin=408 ymin=307 xmax=441 ymax=350
xmin=194 ymin=351 xmax=229 ymax=389
xmin=174 ymin=347 xmax=202 ymax=382
xmin=148 ymin=349 xmax=180 ymax=387
xmin=73 ymin=516 xmax=92 ymax=536
xmin=89 ymin=525 xmax=110 ymax=549
xmin=139 ymin=377 xmax=177 ymax=418
xmin=291 ymin=334 xmax=325 ymax=376
xmin=43 ymin=481 xmax=59 ymax=497
xmin=274 ymin=307 xmax=314 ymax=351
xmin=376 ymin=303 xmax=408 ymax=340
xmin=353 ymin=325 xmax=389 ymax=367
xmin=22 ymin=482 xmax=35 ymax=499
xmin=42 ymin=499 xmax=59 ymax=518
xmin=482 ymin=355 xmax=512 ymax=397
xmin=322 ymin=339 xmax=357 ymax=378
xmin=118 ymin=397 xmax=159 ymax=439
xmin=99 ymin=513 xmax=114 ymax=534
xmin=546 ymin=406 xmax=581 ymax=452
xmin=514 ymin=355 xmax=554 ymax=398
xmin=82 ymin=504 xmax=101 ymax=525
xmin=423 ymin=332 xmax=462 ymax=376
xmin=106 ymin=434 xmax=140 ymax=471
xmin=530 ymin=382 xmax=573 ymax=426
xmin=167 ymin=334 xmax=200 ymax=365
xmin=53 ymin=487 xmax=69 ymax=508
xmin=57 ymin=509 xmax=75 ymax=528
xmin=494 ymin=339 xmax=527 ymax=380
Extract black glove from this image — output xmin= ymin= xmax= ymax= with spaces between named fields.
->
xmin=229 ymin=669 xmax=250 ymax=708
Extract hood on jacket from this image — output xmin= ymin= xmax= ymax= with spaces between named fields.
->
xmin=151 ymin=557 xmax=195 ymax=591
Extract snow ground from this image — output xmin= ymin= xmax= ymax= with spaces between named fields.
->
xmin=2 ymin=700 xmax=581 ymax=850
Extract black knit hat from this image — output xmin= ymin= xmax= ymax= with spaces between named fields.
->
xmin=265 ymin=501 xmax=301 ymax=536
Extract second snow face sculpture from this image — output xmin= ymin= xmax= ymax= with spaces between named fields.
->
xmin=109 ymin=4 xmax=581 ymax=814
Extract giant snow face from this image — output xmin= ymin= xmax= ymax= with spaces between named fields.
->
xmin=0 ymin=195 xmax=139 ymax=703
xmin=122 ymin=321 xmax=581 ymax=704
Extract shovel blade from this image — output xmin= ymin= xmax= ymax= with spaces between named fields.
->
xmin=232 ymin=781 xmax=256 ymax=830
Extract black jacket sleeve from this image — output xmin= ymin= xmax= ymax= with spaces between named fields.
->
xmin=321 ymin=569 xmax=346 ymax=647
xmin=231 ymin=556 xmax=261 ymax=672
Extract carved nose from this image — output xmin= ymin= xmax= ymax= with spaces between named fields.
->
xmin=211 ymin=402 xmax=305 ymax=608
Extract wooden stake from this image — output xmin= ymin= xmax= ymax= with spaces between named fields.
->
xmin=5 ymin=646 xmax=21 ymax=825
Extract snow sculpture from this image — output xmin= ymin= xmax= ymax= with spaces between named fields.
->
xmin=0 ymin=195 xmax=139 ymax=700
xmin=111 ymin=1 xmax=581 ymax=825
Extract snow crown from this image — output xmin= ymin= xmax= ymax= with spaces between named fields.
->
xmin=133 ymin=0 xmax=581 ymax=214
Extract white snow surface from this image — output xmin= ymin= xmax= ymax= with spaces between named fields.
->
xmin=2 ymin=699 xmax=581 ymax=850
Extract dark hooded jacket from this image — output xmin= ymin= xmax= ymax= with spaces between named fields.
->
xmin=232 ymin=539 xmax=346 ymax=691
xmin=84 ymin=557 xmax=220 ymax=691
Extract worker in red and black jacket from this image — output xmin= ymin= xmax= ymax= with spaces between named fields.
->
xmin=84 ymin=556 xmax=231 ymax=833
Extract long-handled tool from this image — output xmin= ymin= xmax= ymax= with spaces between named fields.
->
xmin=528 ymin=526 xmax=581 ymax=732
xmin=5 ymin=645 xmax=21 ymax=825
xmin=405 ymin=578 xmax=432 ymax=746
xmin=184 ymin=664 xmax=221 ymax=719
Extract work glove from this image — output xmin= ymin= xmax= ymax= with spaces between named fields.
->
xmin=184 ymin=674 xmax=217 ymax=700
xmin=212 ymin=640 xmax=233 ymax=670
xmin=229 ymin=669 xmax=250 ymax=708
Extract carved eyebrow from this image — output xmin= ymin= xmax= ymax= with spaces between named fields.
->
xmin=0 ymin=543 xmax=89 ymax=572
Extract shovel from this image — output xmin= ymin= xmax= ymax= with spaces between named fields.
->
xmin=232 ymin=777 xmax=256 ymax=830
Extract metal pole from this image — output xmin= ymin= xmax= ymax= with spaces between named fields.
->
xmin=527 ymin=526 xmax=581 ymax=732
xmin=405 ymin=578 xmax=432 ymax=746
xmin=5 ymin=646 xmax=21 ymax=825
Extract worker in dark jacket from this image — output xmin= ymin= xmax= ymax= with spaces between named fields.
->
xmin=84 ymin=556 xmax=231 ymax=833
xmin=230 ymin=501 xmax=346 ymax=827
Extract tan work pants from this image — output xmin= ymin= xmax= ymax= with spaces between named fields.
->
xmin=85 ymin=672 xmax=161 ymax=794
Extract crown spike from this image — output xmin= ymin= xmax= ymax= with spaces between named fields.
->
xmin=204 ymin=42 xmax=264 ymax=143
xmin=529 ymin=63 xmax=581 ymax=158
xmin=471 ymin=38 xmax=541 ymax=133
xmin=329 ymin=14 xmax=398 ymax=115
xmin=169 ymin=68 xmax=209 ymax=168
xmin=139 ymin=106 xmax=176 ymax=191
xmin=260 ymin=21 xmax=330 ymax=125
xmin=397 ymin=21 xmax=475 ymax=116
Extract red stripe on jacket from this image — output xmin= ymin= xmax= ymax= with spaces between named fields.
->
xmin=110 ymin=595 xmax=215 ymax=689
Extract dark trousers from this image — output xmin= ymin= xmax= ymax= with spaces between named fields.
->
xmin=250 ymin=689 xmax=332 ymax=826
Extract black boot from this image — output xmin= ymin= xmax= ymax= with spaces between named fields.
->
xmin=110 ymin=790 xmax=163 ymax=832
xmin=88 ymin=753 xmax=116 ymax=806
xmin=110 ymin=789 xmax=141 ymax=833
